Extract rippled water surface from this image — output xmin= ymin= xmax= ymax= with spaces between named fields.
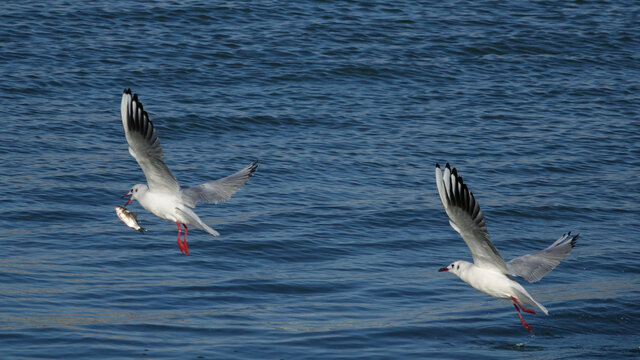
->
xmin=1 ymin=1 xmax=639 ymax=359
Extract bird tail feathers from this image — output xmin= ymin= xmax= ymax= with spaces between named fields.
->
xmin=513 ymin=287 xmax=549 ymax=315
xmin=175 ymin=207 xmax=220 ymax=237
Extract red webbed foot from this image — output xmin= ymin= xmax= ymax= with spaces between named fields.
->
xmin=513 ymin=304 xmax=533 ymax=333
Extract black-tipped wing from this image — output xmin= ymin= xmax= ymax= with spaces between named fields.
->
xmin=435 ymin=163 xmax=508 ymax=273
xmin=121 ymin=89 xmax=180 ymax=194
xmin=181 ymin=161 xmax=258 ymax=208
xmin=507 ymin=232 xmax=578 ymax=283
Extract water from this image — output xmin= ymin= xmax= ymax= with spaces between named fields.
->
xmin=1 ymin=1 xmax=639 ymax=358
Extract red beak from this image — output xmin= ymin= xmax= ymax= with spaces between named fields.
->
xmin=438 ymin=267 xmax=449 ymax=272
xmin=122 ymin=193 xmax=132 ymax=207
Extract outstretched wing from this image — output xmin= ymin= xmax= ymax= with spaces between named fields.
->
xmin=507 ymin=232 xmax=578 ymax=283
xmin=435 ymin=163 xmax=508 ymax=273
xmin=121 ymin=89 xmax=180 ymax=194
xmin=181 ymin=161 xmax=258 ymax=208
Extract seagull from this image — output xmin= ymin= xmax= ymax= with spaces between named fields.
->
xmin=435 ymin=163 xmax=578 ymax=332
xmin=119 ymin=89 xmax=257 ymax=255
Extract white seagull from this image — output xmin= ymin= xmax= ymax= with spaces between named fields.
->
xmin=119 ymin=89 xmax=257 ymax=255
xmin=435 ymin=163 xmax=578 ymax=332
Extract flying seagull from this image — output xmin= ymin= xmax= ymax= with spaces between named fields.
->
xmin=120 ymin=89 xmax=257 ymax=255
xmin=435 ymin=163 xmax=577 ymax=332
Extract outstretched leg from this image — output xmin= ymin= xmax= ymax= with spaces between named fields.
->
xmin=176 ymin=222 xmax=186 ymax=254
xmin=510 ymin=296 xmax=536 ymax=315
xmin=182 ymin=224 xmax=189 ymax=256
xmin=514 ymin=304 xmax=533 ymax=333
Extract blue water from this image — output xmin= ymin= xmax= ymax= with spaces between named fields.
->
xmin=1 ymin=1 xmax=639 ymax=358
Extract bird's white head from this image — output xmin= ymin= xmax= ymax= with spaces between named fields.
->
xmin=122 ymin=184 xmax=148 ymax=206
xmin=438 ymin=260 xmax=470 ymax=277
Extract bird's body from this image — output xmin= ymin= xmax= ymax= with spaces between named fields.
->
xmin=435 ymin=163 xmax=576 ymax=332
xmin=129 ymin=184 xmax=218 ymax=236
xmin=119 ymin=89 xmax=257 ymax=255
xmin=446 ymin=260 xmax=547 ymax=315
xmin=133 ymin=185 xmax=179 ymax=222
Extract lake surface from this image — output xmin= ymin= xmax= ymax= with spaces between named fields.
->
xmin=1 ymin=1 xmax=639 ymax=359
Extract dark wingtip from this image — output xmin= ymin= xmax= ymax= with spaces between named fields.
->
xmin=436 ymin=163 xmax=440 ymax=168
xmin=138 ymin=228 xmax=146 ymax=234
xmin=133 ymin=94 xmax=145 ymax=112
xmin=124 ymin=88 xmax=131 ymax=95
xmin=248 ymin=160 xmax=259 ymax=176
xmin=452 ymin=168 xmax=458 ymax=176
xmin=570 ymin=234 xmax=579 ymax=248
xmin=445 ymin=162 xmax=451 ymax=169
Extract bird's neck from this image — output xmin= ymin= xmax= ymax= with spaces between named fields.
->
xmin=454 ymin=261 xmax=475 ymax=283
xmin=135 ymin=189 xmax=152 ymax=207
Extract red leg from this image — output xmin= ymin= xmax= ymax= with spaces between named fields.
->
xmin=510 ymin=296 xmax=536 ymax=315
xmin=182 ymin=224 xmax=189 ymax=256
xmin=176 ymin=222 xmax=185 ymax=254
xmin=514 ymin=304 xmax=533 ymax=333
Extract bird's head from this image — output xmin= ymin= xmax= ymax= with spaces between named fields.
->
xmin=439 ymin=260 xmax=465 ymax=276
xmin=122 ymin=184 xmax=148 ymax=206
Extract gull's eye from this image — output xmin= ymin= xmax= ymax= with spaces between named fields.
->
xmin=130 ymin=188 xmax=133 ymax=192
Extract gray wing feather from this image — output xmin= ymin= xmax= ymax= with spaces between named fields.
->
xmin=121 ymin=89 xmax=180 ymax=193
xmin=435 ymin=163 xmax=508 ymax=273
xmin=181 ymin=161 xmax=258 ymax=208
xmin=507 ymin=233 xmax=578 ymax=283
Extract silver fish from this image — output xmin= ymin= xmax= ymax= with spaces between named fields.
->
xmin=114 ymin=205 xmax=147 ymax=234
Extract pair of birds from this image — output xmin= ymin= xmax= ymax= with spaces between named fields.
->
xmin=118 ymin=89 xmax=577 ymax=333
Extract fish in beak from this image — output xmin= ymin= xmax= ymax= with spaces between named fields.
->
xmin=438 ymin=267 xmax=449 ymax=272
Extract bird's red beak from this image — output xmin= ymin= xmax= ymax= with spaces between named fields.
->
xmin=438 ymin=267 xmax=449 ymax=272
xmin=122 ymin=193 xmax=132 ymax=207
